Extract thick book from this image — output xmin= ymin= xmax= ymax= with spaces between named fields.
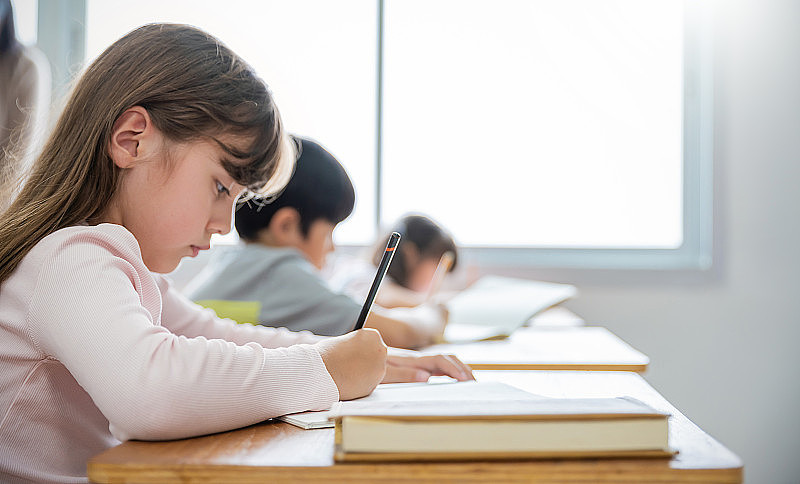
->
xmin=332 ymin=395 xmax=673 ymax=462
xmin=443 ymin=276 xmax=577 ymax=343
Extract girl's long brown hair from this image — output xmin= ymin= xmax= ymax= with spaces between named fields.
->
xmin=0 ymin=23 xmax=293 ymax=285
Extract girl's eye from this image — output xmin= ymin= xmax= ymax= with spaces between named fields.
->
xmin=216 ymin=181 xmax=230 ymax=197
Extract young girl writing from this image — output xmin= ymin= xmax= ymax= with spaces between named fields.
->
xmin=0 ymin=24 xmax=471 ymax=483
xmin=326 ymin=214 xmax=459 ymax=309
xmin=374 ymin=214 xmax=459 ymax=306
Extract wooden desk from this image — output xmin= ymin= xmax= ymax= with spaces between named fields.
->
xmin=422 ymin=326 xmax=650 ymax=372
xmin=88 ymin=371 xmax=742 ymax=483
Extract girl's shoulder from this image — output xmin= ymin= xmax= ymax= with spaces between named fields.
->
xmin=5 ymin=224 xmax=159 ymax=328
xmin=35 ymin=223 xmax=139 ymax=254
xmin=24 ymin=223 xmax=145 ymax=274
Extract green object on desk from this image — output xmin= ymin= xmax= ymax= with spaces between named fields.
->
xmin=195 ymin=299 xmax=261 ymax=325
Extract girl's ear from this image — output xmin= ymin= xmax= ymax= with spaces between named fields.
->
xmin=267 ymin=207 xmax=303 ymax=246
xmin=108 ymin=106 xmax=154 ymax=169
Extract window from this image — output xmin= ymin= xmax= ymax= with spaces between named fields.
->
xmin=49 ymin=0 xmax=712 ymax=269
xmin=380 ymin=0 xmax=712 ymax=269
xmin=11 ymin=0 xmax=37 ymax=45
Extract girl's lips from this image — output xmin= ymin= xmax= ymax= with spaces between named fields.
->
xmin=190 ymin=245 xmax=210 ymax=257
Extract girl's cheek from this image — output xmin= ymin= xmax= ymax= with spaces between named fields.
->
xmin=412 ymin=261 xmax=440 ymax=292
xmin=410 ymin=271 xmax=431 ymax=292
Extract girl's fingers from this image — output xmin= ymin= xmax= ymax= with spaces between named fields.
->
xmin=382 ymin=364 xmax=431 ymax=383
xmin=386 ymin=353 xmax=474 ymax=381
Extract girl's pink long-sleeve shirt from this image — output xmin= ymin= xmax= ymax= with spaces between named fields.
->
xmin=0 ymin=224 xmax=339 ymax=483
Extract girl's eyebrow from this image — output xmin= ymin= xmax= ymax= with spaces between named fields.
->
xmin=218 ymin=169 xmax=246 ymax=196
xmin=212 ymin=157 xmax=238 ymax=185
xmin=217 ymin=155 xmax=235 ymax=167
xmin=215 ymin=155 xmax=238 ymax=177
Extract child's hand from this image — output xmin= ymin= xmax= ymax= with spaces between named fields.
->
xmin=376 ymin=302 xmax=448 ymax=347
xmin=315 ymin=329 xmax=388 ymax=400
xmin=383 ymin=353 xmax=474 ymax=383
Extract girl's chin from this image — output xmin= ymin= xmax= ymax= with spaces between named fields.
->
xmin=144 ymin=257 xmax=182 ymax=274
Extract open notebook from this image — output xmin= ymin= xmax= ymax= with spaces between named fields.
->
xmin=442 ymin=275 xmax=577 ymax=343
xmin=279 ymin=380 xmax=541 ymax=429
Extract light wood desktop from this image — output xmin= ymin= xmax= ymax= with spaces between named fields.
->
xmin=87 ymin=371 xmax=742 ymax=483
xmin=423 ymin=325 xmax=650 ymax=372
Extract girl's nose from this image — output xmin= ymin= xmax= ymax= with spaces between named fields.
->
xmin=209 ymin=202 xmax=235 ymax=235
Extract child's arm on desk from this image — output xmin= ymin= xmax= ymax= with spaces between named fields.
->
xmin=375 ymin=280 xmax=428 ymax=308
xmin=364 ymin=303 xmax=447 ymax=350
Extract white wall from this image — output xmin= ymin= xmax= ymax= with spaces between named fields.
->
xmin=553 ymin=1 xmax=799 ymax=482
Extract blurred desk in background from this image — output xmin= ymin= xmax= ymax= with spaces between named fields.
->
xmin=529 ymin=305 xmax=585 ymax=326
xmin=422 ymin=325 xmax=649 ymax=372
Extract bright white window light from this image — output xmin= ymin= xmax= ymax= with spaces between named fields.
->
xmin=85 ymin=0 xmax=689 ymax=253
xmin=382 ymin=0 xmax=684 ymax=248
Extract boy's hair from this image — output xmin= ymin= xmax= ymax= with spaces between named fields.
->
xmin=0 ymin=23 xmax=293 ymax=284
xmin=374 ymin=214 xmax=458 ymax=289
xmin=236 ymin=136 xmax=355 ymax=241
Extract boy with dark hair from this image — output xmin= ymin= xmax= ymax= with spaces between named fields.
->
xmin=185 ymin=136 xmax=445 ymax=349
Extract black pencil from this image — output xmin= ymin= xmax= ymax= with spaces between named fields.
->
xmin=352 ymin=232 xmax=401 ymax=331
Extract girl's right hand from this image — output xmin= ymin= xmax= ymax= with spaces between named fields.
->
xmin=315 ymin=329 xmax=387 ymax=400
